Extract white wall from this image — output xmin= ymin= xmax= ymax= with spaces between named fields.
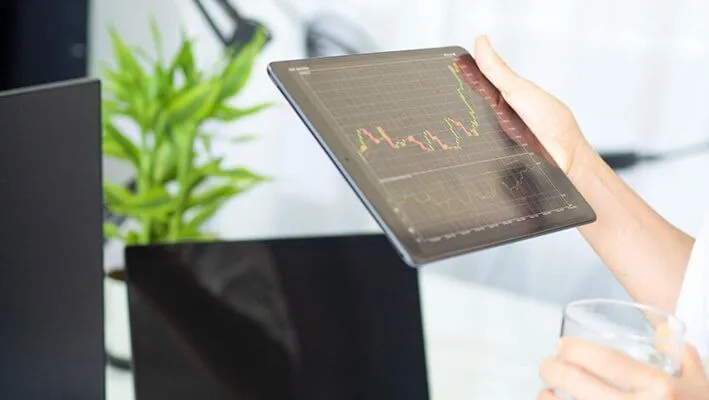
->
xmin=92 ymin=0 xmax=709 ymax=304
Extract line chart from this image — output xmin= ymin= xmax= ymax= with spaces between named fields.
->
xmin=393 ymin=165 xmax=533 ymax=206
xmin=355 ymin=64 xmax=481 ymax=157
xmin=296 ymin=52 xmax=579 ymax=244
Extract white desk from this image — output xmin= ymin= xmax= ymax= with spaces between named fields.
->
xmin=420 ymin=271 xmax=561 ymax=399
xmin=106 ymin=270 xmax=562 ymax=399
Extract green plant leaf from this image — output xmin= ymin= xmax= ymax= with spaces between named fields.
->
xmin=197 ymin=132 xmax=259 ymax=145
xmin=212 ymin=102 xmax=272 ymax=122
xmin=109 ymin=27 xmax=146 ymax=84
xmin=164 ymin=81 xmax=220 ymax=126
xmin=168 ymin=123 xmax=201 ymax=240
xmin=133 ymin=93 xmax=150 ymax=129
xmin=210 ymin=167 xmax=268 ymax=185
xmin=102 ymin=69 xmax=134 ymax=103
xmin=149 ymin=14 xmax=163 ymax=63
xmin=103 ymin=122 xmax=140 ymax=167
xmin=103 ymin=141 xmax=129 ymax=161
xmin=103 ymin=139 xmax=140 ymax=166
xmin=168 ymin=36 xmax=196 ymax=83
xmin=133 ymin=48 xmax=157 ymax=65
xmin=152 ymin=140 xmax=177 ymax=184
xmin=181 ymin=162 xmax=265 ymax=203
xmin=177 ymin=227 xmax=215 ymax=241
xmin=101 ymin=96 xmax=130 ymax=120
xmin=226 ymin=133 xmax=259 ymax=144
xmin=174 ymin=123 xmax=199 ymax=187
xmin=101 ymin=99 xmax=121 ymax=128
xmin=110 ymin=187 xmax=175 ymax=218
xmin=185 ymin=203 xmax=221 ymax=232
xmin=182 ymin=158 xmax=223 ymax=198
xmin=199 ymin=132 xmax=213 ymax=154
xmin=217 ymin=28 xmax=267 ymax=101
xmin=178 ymin=227 xmax=201 ymax=239
xmin=152 ymin=112 xmax=170 ymax=141
xmin=101 ymin=20 xmax=271 ymax=246
xmin=150 ymin=221 xmax=170 ymax=241
xmin=107 ymin=28 xmax=155 ymax=128
xmin=103 ymin=221 xmax=122 ymax=240
xmin=125 ymin=230 xmax=142 ymax=245
xmin=147 ymin=64 xmax=167 ymax=103
xmin=103 ymin=181 xmax=135 ymax=207
xmin=186 ymin=184 xmax=241 ymax=209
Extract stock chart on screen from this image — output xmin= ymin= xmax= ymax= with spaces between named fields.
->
xmin=287 ymin=51 xmax=584 ymax=246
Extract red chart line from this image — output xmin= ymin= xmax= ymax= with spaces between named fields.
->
xmin=354 ymin=63 xmax=482 ymax=157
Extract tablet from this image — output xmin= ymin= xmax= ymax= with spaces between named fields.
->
xmin=267 ymin=46 xmax=596 ymax=266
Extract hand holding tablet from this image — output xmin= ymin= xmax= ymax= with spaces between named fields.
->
xmin=268 ymin=46 xmax=595 ymax=266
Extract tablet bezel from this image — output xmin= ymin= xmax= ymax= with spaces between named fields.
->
xmin=267 ymin=46 xmax=596 ymax=266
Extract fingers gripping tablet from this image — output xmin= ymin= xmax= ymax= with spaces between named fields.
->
xmin=268 ymin=46 xmax=595 ymax=266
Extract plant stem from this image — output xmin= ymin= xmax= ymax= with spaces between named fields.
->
xmin=169 ymin=126 xmax=197 ymax=242
xmin=138 ymin=131 xmax=153 ymax=244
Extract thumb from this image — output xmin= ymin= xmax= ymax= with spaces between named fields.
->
xmin=472 ymin=35 xmax=583 ymax=175
xmin=474 ymin=35 xmax=533 ymax=98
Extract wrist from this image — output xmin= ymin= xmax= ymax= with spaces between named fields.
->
xmin=565 ymin=139 xmax=602 ymax=187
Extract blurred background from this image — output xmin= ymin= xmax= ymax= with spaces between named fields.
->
xmin=83 ymin=0 xmax=709 ymax=303
xmin=4 ymin=0 xmax=709 ymax=397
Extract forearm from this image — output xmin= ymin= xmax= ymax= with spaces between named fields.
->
xmin=568 ymin=141 xmax=695 ymax=311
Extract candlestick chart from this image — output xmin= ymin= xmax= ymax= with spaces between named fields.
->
xmin=297 ymin=53 xmax=578 ymax=243
xmin=354 ymin=64 xmax=480 ymax=157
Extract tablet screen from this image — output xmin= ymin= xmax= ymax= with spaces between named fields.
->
xmin=269 ymin=47 xmax=595 ymax=265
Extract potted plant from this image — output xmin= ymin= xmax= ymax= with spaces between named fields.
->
xmin=101 ymin=19 xmax=271 ymax=366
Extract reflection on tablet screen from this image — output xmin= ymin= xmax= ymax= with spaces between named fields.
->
xmin=269 ymin=47 xmax=595 ymax=264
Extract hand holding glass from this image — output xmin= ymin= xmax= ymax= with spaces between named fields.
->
xmin=554 ymin=299 xmax=686 ymax=399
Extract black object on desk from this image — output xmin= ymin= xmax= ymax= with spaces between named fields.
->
xmin=125 ymin=234 xmax=430 ymax=400
xmin=0 ymin=79 xmax=105 ymax=399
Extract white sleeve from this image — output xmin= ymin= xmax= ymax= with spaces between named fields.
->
xmin=674 ymin=212 xmax=709 ymax=357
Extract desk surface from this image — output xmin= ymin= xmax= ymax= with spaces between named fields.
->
xmin=106 ymin=271 xmax=561 ymax=399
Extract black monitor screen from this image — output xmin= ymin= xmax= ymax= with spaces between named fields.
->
xmin=0 ymin=79 xmax=104 ymax=399
xmin=125 ymin=234 xmax=429 ymax=400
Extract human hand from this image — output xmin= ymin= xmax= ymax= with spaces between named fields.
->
xmin=473 ymin=35 xmax=590 ymax=178
xmin=538 ymin=337 xmax=709 ymax=399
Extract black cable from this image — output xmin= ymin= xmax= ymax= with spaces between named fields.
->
xmin=599 ymin=140 xmax=709 ymax=170
xmin=305 ymin=13 xmax=378 ymax=57
xmin=193 ymin=0 xmax=272 ymax=54
xmin=271 ymin=0 xmax=378 ymax=57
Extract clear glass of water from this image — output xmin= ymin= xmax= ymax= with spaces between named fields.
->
xmin=556 ymin=299 xmax=686 ymax=398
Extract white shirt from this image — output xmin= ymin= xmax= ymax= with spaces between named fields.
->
xmin=675 ymin=212 xmax=709 ymax=356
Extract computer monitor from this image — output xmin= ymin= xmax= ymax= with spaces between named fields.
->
xmin=0 ymin=78 xmax=105 ymax=399
xmin=125 ymin=234 xmax=429 ymax=400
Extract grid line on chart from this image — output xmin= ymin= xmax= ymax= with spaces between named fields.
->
xmin=297 ymin=54 xmax=574 ymax=241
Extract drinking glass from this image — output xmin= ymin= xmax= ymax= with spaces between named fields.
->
xmin=555 ymin=299 xmax=686 ymax=399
